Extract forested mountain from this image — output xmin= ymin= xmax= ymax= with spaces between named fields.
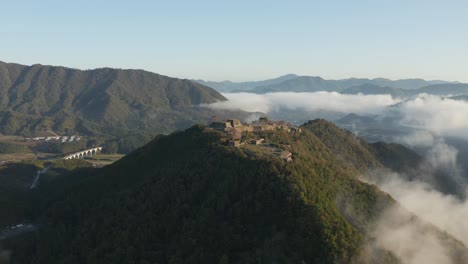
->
xmin=6 ymin=120 xmax=467 ymax=263
xmin=304 ymin=119 xmax=422 ymax=173
xmin=0 ymin=61 xmax=228 ymax=137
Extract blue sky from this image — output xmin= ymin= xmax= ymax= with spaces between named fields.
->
xmin=1 ymin=0 xmax=467 ymax=82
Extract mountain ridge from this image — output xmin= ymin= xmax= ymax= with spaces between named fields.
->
xmin=6 ymin=119 xmax=467 ymax=263
xmin=197 ymin=74 xmax=456 ymax=93
xmin=0 ymin=61 xmax=229 ymax=138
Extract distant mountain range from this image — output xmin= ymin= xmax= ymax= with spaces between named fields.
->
xmin=0 ymin=61 xmax=233 ymax=138
xmin=196 ymin=75 xmax=467 ymax=96
xmin=194 ymin=74 xmax=298 ymax=93
xmin=341 ymin=83 xmax=468 ymax=97
xmin=450 ymin=95 xmax=468 ymax=101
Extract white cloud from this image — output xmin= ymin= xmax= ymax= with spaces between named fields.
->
xmin=365 ymin=172 xmax=468 ymax=264
xmin=370 ymin=204 xmax=455 ymax=264
xmin=425 ymin=140 xmax=459 ymax=170
xmin=362 ymin=140 xmax=468 ymax=263
xmin=372 ymin=140 xmax=468 ymax=245
xmin=395 ymin=94 xmax=468 ymax=140
xmin=375 ymin=174 xmax=468 ymax=243
xmin=205 ymin=92 xmax=400 ymax=115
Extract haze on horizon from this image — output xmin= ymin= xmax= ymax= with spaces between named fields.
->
xmin=1 ymin=0 xmax=467 ymax=82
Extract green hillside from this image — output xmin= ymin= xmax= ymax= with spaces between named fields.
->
xmin=304 ymin=119 xmax=422 ymax=173
xmin=0 ymin=61 xmax=227 ymax=137
xmin=5 ymin=120 xmax=467 ymax=263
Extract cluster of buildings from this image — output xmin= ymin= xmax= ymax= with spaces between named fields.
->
xmin=208 ymin=117 xmax=300 ymax=163
xmin=25 ymin=135 xmax=82 ymax=143
xmin=209 ymin=117 xmax=302 ymax=134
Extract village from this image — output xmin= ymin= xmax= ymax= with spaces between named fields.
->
xmin=24 ymin=132 xmax=82 ymax=143
xmin=0 ymin=130 xmax=88 ymax=165
xmin=208 ymin=117 xmax=302 ymax=163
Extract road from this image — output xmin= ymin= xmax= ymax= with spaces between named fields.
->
xmin=29 ymin=165 xmax=51 ymax=189
xmin=0 ymin=224 xmax=36 ymax=240
xmin=0 ymin=164 xmax=50 ymax=241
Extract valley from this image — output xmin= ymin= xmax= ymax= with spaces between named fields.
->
xmin=3 ymin=2 xmax=468 ymax=263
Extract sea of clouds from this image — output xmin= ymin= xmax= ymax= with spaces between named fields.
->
xmin=207 ymin=92 xmax=399 ymax=115
xmin=206 ymin=92 xmax=468 ymax=141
